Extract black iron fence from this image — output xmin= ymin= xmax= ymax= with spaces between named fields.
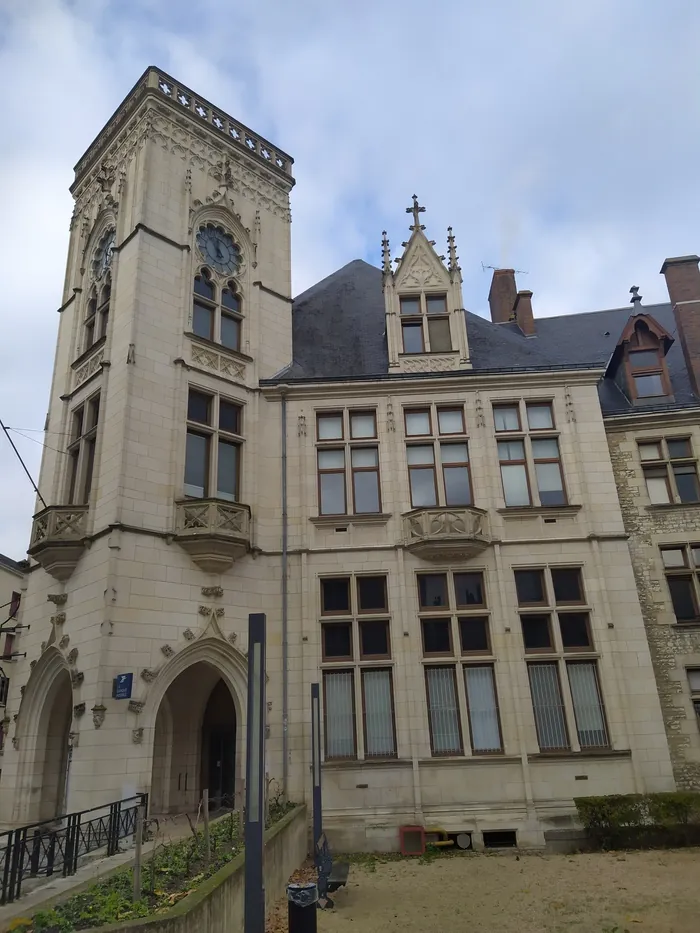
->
xmin=0 ymin=793 xmax=148 ymax=905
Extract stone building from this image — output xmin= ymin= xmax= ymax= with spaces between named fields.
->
xmin=602 ymin=261 xmax=700 ymax=790
xmin=0 ymin=67 xmax=678 ymax=850
xmin=0 ymin=554 xmax=24 ymax=731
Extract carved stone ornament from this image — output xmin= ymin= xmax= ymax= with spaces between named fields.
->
xmin=20 ymin=685 xmax=25 ymax=696
xmin=68 ymin=732 xmax=79 ymax=748
xmin=92 ymin=704 xmax=106 ymax=728
xmin=12 ymin=737 xmax=19 ymax=751
xmin=201 ymin=585 xmax=223 ymax=598
xmin=67 ymin=648 xmax=79 ymax=665
xmin=51 ymin=612 xmax=67 ymax=626
xmin=161 ymin=644 xmax=175 ymax=658
xmin=141 ymin=668 xmax=159 ymax=683
xmin=183 ymin=628 xmax=196 ymax=641
xmin=71 ymin=670 xmax=84 ymax=687
xmin=40 ymin=641 xmax=46 ymax=652
xmin=214 ymin=607 xmax=225 ymax=619
xmin=59 ymin=634 xmax=70 ymax=649
xmin=30 ymin=660 xmax=37 ymax=671
xmin=228 ymin=632 xmax=238 ymax=645
xmin=47 ymin=594 xmax=68 ymax=607
xmin=128 ymin=700 xmax=145 ymax=715
xmin=198 ymin=605 xmax=212 ymax=616
xmin=73 ymin=703 xmax=86 ymax=717
xmin=132 ymin=727 xmax=144 ymax=744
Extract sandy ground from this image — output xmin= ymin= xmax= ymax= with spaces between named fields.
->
xmin=268 ymin=849 xmax=700 ymax=933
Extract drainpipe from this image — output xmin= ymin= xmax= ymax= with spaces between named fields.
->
xmin=280 ymin=386 xmax=289 ymax=799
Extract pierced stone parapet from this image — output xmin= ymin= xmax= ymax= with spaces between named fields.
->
xmin=30 ymin=506 xmax=89 ymax=581
xmin=175 ymin=498 xmax=251 ymax=573
xmin=403 ymin=506 xmax=491 ymax=561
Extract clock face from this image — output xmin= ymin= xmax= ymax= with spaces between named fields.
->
xmin=196 ymin=225 xmax=240 ymax=275
xmin=93 ymin=229 xmax=115 ymax=279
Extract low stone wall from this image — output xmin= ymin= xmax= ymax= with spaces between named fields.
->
xmin=10 ymin=805 xmax=307 ymax=933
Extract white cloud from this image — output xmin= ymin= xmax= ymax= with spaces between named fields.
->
xmin=1 ymin=0 xmax=699 ymax=557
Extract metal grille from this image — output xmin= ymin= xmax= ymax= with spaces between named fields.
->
xmin=362 ymin=669 xmax=395 ymax=757
xmin=426 ymin=666 xmax=462 ymax=754
xmin=464 ymin=665 xmax=502 ymax=752
xmin=0 ymin=794 xmax=147 ymax=905
xmin=567 ymin=661 xmax=609 ymax=748
xmin=528 ymin=662 xmax=569 ymax=750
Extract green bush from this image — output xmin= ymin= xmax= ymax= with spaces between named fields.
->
xmin=575 ymin=792 xmax=700 ymax=850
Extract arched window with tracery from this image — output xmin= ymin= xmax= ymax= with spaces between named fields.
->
xmin=192 ymin=269 xmax=243 ymax=352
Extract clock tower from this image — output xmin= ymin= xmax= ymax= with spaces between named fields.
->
xmin=0 ymin=69 xmax=296 ymax=823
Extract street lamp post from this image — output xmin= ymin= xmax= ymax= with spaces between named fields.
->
xmin=244 ymin=613 xmax=266 ymax=933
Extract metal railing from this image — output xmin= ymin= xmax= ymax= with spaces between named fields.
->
xmin=0 ymin=793 xmax=148 ymax=905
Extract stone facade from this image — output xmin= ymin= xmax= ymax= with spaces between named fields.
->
xmin=0 ymin=67 xmax=678 ymax=850
xmin=607 ymin=412 xmax=700 ymax=789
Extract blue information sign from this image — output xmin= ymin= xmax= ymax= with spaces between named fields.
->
xmin=113 ymin=673 xmax=133 ymax=700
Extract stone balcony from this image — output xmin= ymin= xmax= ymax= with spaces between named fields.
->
xmin=174 ymin=499 xmax=251 ymax=573
xmin=28 ymin=505 xmax=89 ymax=581
xmin=402 ymin=506 xmax=491 ymax=561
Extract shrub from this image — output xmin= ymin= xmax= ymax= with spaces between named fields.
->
xmin=575 ymin=792 xmax=700 ymax=850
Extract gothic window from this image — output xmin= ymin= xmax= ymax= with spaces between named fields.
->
xmin=192 ymin=268 xmax=243 ymax=352
xmin=400 ymin=293 xmax=452 ymax=354
xmin=66 ymin=393 xmax=100 ymax=504
xmin=83 ymin=278 xmax=111 ymax=352
xmin=184 ymin=387 xmax=243 ymax=500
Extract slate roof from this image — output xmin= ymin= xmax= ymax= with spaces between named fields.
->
xmin=0 ymin=553 xmax=25 ymax=577
xmin=269 ymin=259 xmax=698 ymax=415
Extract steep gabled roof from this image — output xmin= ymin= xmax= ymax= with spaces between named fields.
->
xmin=270 ymin=259 xmax=698 ymax=415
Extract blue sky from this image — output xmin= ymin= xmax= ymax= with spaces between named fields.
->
xmin=1 ymin=0 xmax=700 ymax=558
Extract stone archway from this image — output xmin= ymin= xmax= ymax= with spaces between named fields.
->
xmin=11 ymin=649 xmax=73 ymax=824
xmin=150 ymin=662 xmax=239 ymax=814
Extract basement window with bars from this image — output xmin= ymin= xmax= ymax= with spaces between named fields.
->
xmin=320 ymin=574 xmax=397 ymax=760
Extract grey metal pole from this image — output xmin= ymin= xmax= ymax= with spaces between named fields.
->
xmin=244 ymin=613 xmax=267 ymax=933
xmin=311 ymin=683 xmax=322 ymax=858
xmin=132 ymin=805 xmax=144 ymax=902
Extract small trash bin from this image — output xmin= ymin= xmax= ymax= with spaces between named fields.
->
xmin=287 ymin=881 xmax=318 ymax=932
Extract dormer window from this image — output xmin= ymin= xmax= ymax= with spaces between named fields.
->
xmin=400 ymin=294 xmax=451 ymax=354
xmin=629 ymin=347 xmax=666 ymax=398
xmin=609 ymin=315 xmax=674 ymax=404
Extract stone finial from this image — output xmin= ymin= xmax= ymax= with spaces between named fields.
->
xmin=630 ymin=285 xmax=642 ymax=305
xmin=51 ymin=613 xmax=66 ymax=626
xmin=161 ymin=645 xmax=175 ymax=658
xmin=59 ymin=634 xmax=70 ymax=649
xmin=67 ymin=648 xmax=79 ymax=665
xmin=92 ymin=704 xmax=106 ymax=728
xmin=71 ymin=671 xmax=84 ymax=687
xmin=381 ymin=231 xmax=392 ymax=275
xmin=447 ymin=226 xmax=461 ymax=275
xmin=141 ymin=668 xmax=159 ymax=683
xmin=183 ymin=628 xmax=196 ymax=641
xmin=406 ymin=194 xmax=426 ymax=231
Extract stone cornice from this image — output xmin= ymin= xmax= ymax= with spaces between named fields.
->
xmin=261 ymin=366 xmax=605 ymax=401
xmin=604 ymin=404 xmax=700 ymax=433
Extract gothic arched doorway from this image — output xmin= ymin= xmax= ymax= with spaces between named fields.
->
xmin=37 ymin=667 xmax=73 ymax=821
xmin=150 ymin=662 xmax=237 ymax=814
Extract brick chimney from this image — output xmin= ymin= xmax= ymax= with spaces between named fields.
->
xmin=513 ymin=290 xmax=535 ymax=336
xmin=488 ymin=269 xmax=517 ymax=323
xmin=661 ymin=255 xmax=700 ymax=396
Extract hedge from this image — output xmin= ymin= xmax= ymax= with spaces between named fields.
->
xmin=574 ymin=792 xmax=700 ymax=850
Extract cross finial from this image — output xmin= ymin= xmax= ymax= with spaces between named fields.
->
xmin=447 ymin=226 xmax=460 ymax=274
xmin=630 ymin=285 xmax=642 ymax=305
xmin=381 ymin=231 xmax=392 ymax=275
xmin=406 ymin=194 xmax=426 ymax=231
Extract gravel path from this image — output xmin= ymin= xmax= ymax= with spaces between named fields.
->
xmin=311 ymin=849 xmax=700 ymax=933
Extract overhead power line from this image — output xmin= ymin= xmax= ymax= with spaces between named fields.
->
xmin=0 ymin=417 xmax=47 ymax=509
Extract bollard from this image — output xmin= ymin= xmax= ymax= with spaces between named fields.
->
xmin=287 ymin=882 xmax=318 ymax=933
